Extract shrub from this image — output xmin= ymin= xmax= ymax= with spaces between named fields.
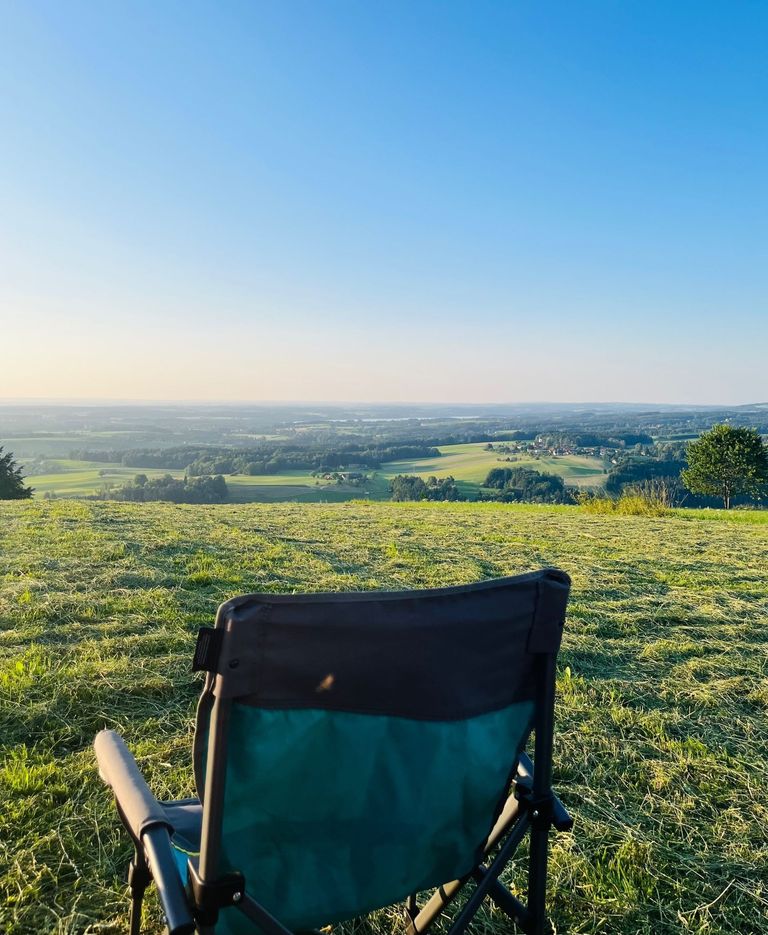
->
xmin=578 ymin=486 xmax=670 ymax=517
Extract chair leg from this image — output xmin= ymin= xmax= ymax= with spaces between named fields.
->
xmin=469 ymin=867 xmax=531 ymax=930
xmin=527 ymin=819 xmax=552 ymax=935
xmin=127 ymin=848 xmax=151 ymax=935
xmin=445 ymin=816 xmax=530 ymax=935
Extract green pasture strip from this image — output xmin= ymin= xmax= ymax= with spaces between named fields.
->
xmin=226 ymin=471 xmax=388 ymax=503
xmin=226 ymin=482 xmax=366 ymax=503
xmin=380 ymin=444 xmax=606 ymax=489
xmin=670 ymin=507 xmax=768 ymax=524
xmin=1 ymin=500 xmax=767 ymax=934
xmin=227 ymin=470 xmax=343 ymax=486
xmin=25 ymin=465 xmax=187 ymax=497
xmin=23 ymin=461 xmax=380 ymax=504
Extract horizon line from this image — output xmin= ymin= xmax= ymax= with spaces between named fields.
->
xmin=1 ymin=397 xmax=766 ymax=409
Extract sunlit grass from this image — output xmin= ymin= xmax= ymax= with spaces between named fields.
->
xmin=1 ymin=500 xmax=766 ymax=933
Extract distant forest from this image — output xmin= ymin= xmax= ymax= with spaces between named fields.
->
xmin=93 ymin=473 xmax=229 ymax=504
xmin=69 ymin=442 xmax=445 ymax=475
xmin=481 ymin=467 xmax=575 ymax=504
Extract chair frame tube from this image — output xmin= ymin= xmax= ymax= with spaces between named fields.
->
xmin=198 ymin=693 xmax=232 ymax=883
xmin=195 ymin=693 xmax=233 ymax=935
xmin=527 ymin=653 xmax=557 ymax=935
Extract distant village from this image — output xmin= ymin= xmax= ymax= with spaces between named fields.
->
xmin=485 ymin=439 xmax=619 ymax=465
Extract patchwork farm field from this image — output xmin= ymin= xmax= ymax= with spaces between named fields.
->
xmin=1 ymin=500 xmax=767 ymax=934
xmin=25 ymin=464 xmax=370 ymax=503
xmin=381 ymin=444 xmax=605 ymax=495
xmin=22 ymin=463 xmax=187 ymax=496
xmin=24 ymin=443 xmax=606 ymax=502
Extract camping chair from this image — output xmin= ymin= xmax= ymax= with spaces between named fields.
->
xmin=94 ymin=568 xmax=573 ymax=935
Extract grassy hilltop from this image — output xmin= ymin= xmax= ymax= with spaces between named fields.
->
xmin=1 ymin=500 xmax=767 ymax=934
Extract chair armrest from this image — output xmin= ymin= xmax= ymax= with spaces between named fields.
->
xmin=94 ymin=729 xmax=169 ymax=840
xmin=143 ymin=825 xmax=196 ymax=935
xmin=94 ymin=730 xmax=195 ymax=934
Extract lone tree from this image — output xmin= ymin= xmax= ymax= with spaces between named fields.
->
xmin=0 ymin=447 xmax=33 ymax=500
xmin=681 ymin=424 xmax=768 ymax=509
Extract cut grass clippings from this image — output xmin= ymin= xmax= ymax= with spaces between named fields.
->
xmin=1 ymin=500 xmax=767 ymax=934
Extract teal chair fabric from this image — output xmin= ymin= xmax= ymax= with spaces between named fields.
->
xmin=190 ymin=702 xmax=534 ymax=932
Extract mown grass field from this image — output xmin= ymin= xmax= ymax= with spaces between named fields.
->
xmin=1 ymin=500 xmax=767 ymax=934
xmin=25 ymin=444 xmax=606 ymax=503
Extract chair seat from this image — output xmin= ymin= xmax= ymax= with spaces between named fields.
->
xmin=163 ymin=798 xmax=202 ymax=879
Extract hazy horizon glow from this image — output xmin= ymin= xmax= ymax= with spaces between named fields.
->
xmin=1 ymin=2 xmax=766 ymax=405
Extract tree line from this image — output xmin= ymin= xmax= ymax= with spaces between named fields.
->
xmin=481 ymin=467 xmax=576 ymax=504
xmin=389 ymin=467 xmax=576 ymax=504
xmin=94 ymin=474 xmax=229 ymax=504
xmin=535 ymin=431 xmax=654 ymax=449
xmin=68 ymin=442 xmax=442 ymax=475
xmin=389 ymin=475 xmax=464 ymax=501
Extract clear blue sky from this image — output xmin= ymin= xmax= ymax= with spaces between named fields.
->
xmin=1 ymin=1 xmax=765 ymax=404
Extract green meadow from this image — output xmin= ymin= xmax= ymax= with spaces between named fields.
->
xmin=24 ymin=443 xmax=606 ymax=502
xmin=26 ymin=466 xmax=376 ymax=504
xmin=1 ymin=500 xmax=766 ymax=934
xmin=381 ymin=444 xmax=605 ymax=497
xmin=22 ymin=464 xmax=187 ymax=497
